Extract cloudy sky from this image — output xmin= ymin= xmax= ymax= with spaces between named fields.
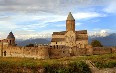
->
xmin=0 ymin=0 xmax=116 ymax=39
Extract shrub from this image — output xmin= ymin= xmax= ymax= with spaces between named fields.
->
xmin=44 ymin=61 xmax=91 ymax=73
xmin=94 ymin=61 xmax=116 ymax=68
xmin=91 ymin=40 xmax=103 ymax=47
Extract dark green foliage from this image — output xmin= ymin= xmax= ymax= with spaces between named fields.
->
xmin=91 ymin=40 xmax=103 ymax=47
xmin=44 ymin=61 xmax=91 ymax=73
xmin=25 ymin=44 xmax=34 ymax=47
xmin=94 ymin=61 xmax=116 ymax=68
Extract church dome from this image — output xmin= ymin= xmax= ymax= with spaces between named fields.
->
xmin=7 ymin=32 xmax=15 ymax=39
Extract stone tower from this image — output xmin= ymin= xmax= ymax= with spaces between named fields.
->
xmin=6 ymin=31 xmax=15 ymax=46
xmin=66 ymin=12 xmax=75 ymax=31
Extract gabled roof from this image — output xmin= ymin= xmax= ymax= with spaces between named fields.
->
xmin=76 ymin=30 xmax=87 ymax=34
xmin=67 ymin=12 xmax=75 ymax=20
xmin=52 ymin=31 xmax=66 ymax=35
xmin=7 ymin=32 xmax=15 ymax=39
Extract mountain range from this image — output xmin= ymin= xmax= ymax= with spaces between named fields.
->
xmin=16 ymin=38 xmax=51 ymax=46
xmin=16 ymin=33 xmax=116 ymax=47
xmin=88 ymin=33 xmax=116 ymax=47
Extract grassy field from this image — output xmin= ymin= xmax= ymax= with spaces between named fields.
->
xmin=0 ymin=53 xmax=116 ymax=73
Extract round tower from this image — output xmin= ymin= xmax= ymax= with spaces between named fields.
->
xmin=66 ymin=12 xmax=75 ymax=31
xmin=6 ymin=31 xmax=15 ymax=46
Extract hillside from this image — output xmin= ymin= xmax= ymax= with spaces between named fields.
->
xmin=16 ymin=33 xmax=116 ymax=47
xmin=16 ymin=38 xmax=51 ymax=46
xmin=89 ymin=33 xmax=116 ymax=46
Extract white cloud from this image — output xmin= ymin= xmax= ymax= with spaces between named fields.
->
xmin=0 ymin=0 xmax=110 ymax=13
xmin=0 ymin=11 xmax=107 ymax=39
xmin=15 ymin=31 xmax=53 ymax=40
xmin=0 ymin=21 xmax=17 ymax=29
xmin=104 ymin=0 xmax=116 ymax=14
xmin=0 ymin=0 xmax=114 ymax=39
xmin=89 ymin=29 xmax=110 ymax=37
xmin=74 ymin=12 xmax=106 ymax=20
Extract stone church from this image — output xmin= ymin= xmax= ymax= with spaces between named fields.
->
xmin=0 ymin=31 xmax=15 ymax=46
xmin=51 ymin=12 xmax=88 ymax=48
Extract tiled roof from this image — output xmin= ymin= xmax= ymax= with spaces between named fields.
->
xmin=76 ymin=30 xmax=87 ymax=34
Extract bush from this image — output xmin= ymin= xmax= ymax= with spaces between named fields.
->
xmin=44 ymin=61 xmax=91 ymax=73
xmin=91 ymin=40 xmax=103 ymax=47
xmin=94 ymin=61 xmax=116 ymax=68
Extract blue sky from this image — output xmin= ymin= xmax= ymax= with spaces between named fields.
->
xmin=0 ymin=0 xmax=116 ymax=39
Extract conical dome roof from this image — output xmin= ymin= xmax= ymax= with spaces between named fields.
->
xmin=7 ymin=32 xmax=15 ymax=39
xmin=67 ymin=12 xmax=75 ymax=20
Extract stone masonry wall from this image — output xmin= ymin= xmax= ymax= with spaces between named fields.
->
xmin=0 ymin=42 xmax=116 ymax=59
xmin=48 ymin=45 xmax=70 ymax=58
xmin=1 ymin=46 xmax=49 ymax=59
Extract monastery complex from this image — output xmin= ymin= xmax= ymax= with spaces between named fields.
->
xmin=0 ymin=12 xmax=116 ymax=59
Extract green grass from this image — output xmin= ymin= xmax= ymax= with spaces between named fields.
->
xmin=0 ymin=53 xmax=116 ymax=72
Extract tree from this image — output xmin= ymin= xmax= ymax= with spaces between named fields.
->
xmin=26 ymin=44 xmax=34 ymax=47
xmin=91 ymin=40 xmax=103 ymax=47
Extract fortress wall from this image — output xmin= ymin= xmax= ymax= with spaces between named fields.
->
xmin=0 ymin=43 xmax=2 ymax=56
xmin=92 ymin=47 xmax=112 ymax=55
xmin=72 ymin=47 xmax=87 ymax=56
xmin=112 ymin=47 xmax=116 ymax=53
xmin=1 ymin=44 xmax=116 ymax=59
xmin=48 ymin=45 xmax=70 ymax=58
xmin=86 ymin=48 xmax=93 ymax=55
xmin=2 ymin=46 xmax=49 ymax=59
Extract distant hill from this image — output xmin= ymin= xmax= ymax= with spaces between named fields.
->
xmin=16 ymin=33 xmax=116 ymax=47
xmin=16 ymin=38 xmax=51 ymax=46
xmin=89 ymin=33 xmax=116 ymax=47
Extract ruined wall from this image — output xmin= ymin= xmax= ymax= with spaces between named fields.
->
xmin=112 ymin=47 xmax=116 ymax=53
xmin=92 ymin=47 xmax=112 ymax=55
xmin=0 ymin=43 xmax=116 ymax=59
xmin=73 ymin=47 xmax=116 ymax=56
xmin=72 ymin=47 xmax=87 ymax=56
xmin=48 ymin=45 xmax=70 ymax=58
xmin=2 ymin=46 xmax=49 ymax=59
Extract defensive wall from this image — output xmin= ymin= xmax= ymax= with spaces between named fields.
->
xmin=0 ymin=45 xmax=49 ymax=59
xmin=0 ymin=44 xmax=116 ymax=59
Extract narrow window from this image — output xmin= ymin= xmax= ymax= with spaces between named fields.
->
xmin=4 ymin=51 xmax=6 ymax=56
xmin=10 ymin=40 xmax=12 ymax=44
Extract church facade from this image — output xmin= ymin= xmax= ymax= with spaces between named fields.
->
xmin=51 ymin=12 xmax=88 ymax=48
